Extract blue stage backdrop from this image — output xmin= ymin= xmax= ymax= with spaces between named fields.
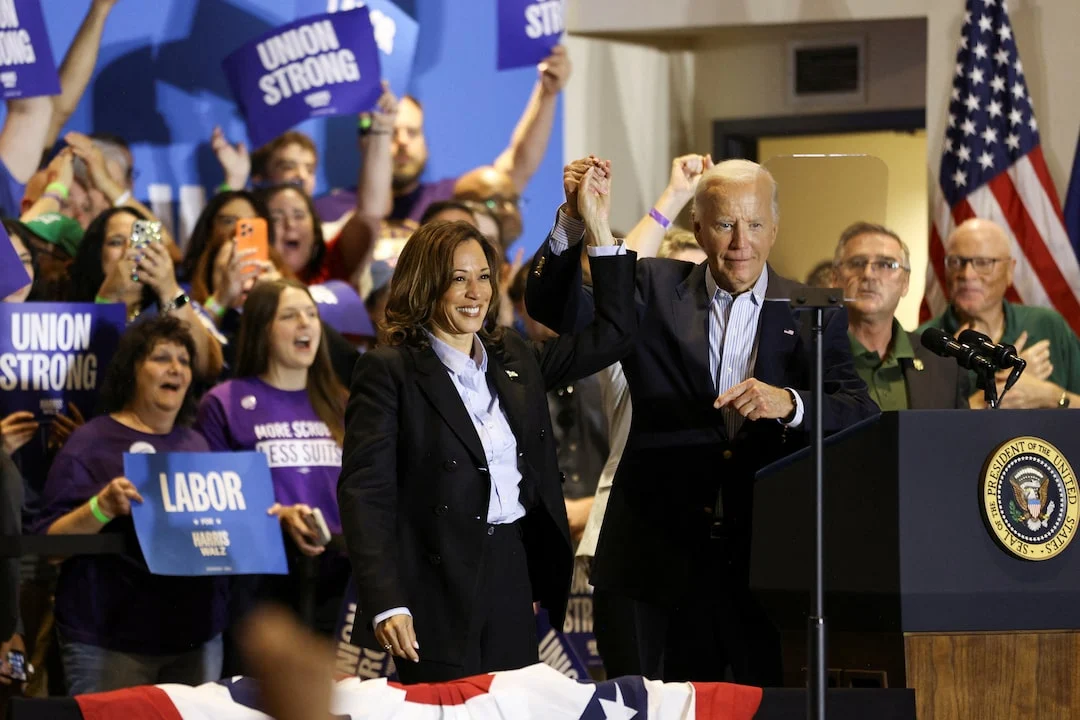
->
xmin=11 ymin=0 xmax=563 ymax=257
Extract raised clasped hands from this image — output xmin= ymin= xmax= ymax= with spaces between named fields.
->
xmin=578 ymin=164 xmax=613 ymax=247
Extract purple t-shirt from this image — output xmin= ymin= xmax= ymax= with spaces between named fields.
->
xmin=33 ymin=416 xmax=229 ymax=655
xmin=314 ymin=178 xmax=457 ymax=224
xmin=195 ymin=377 xmax=343 ymax=533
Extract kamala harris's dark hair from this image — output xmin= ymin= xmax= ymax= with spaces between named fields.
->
xmin=99 ymin=315 xmax=199 ymax=425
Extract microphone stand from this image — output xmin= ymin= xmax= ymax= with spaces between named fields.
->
xmin=979 ymin=358 xmax=1026 ymax=408
xmin=978 ymin=364 xmax=1000 ymax=408
xmin=784 ymin=288 xmax=844 ymax=720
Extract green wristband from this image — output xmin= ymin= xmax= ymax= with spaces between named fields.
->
xmin=88 ymin=495 xmax=111 ymax=524
xmin=44 ymin=181 xmax=70 ymax=200
xmin=217 ymin=182 xmax=233 ymax=193
xmin=204 ymin=296 xmax=227 ymax=319
xmin=94 ymin=295 xmax=117 ymax=304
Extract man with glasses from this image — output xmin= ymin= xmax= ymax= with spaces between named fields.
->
xmin=453 ymin=166 xmax=525 ymax=245
xmin=833 ymin=222 xmax=969 ymax=410
xmin=918 ymin=218 xmax=1080 ymax=409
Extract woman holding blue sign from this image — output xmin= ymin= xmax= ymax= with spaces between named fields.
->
xmin=338 ymin=161 xmax=634 ymax=683
xmin=32 ymin=316 xmax=229 ymax=694
xmin=196 ymin=279 xmax=349 ymax=633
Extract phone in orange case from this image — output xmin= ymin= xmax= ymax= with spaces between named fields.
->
xmin=234 ymin=218 xmax=269 ymax=272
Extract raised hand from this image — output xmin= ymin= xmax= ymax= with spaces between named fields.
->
xmin=667 ymin=153 xmax=713 ymax=202
xmin=578 ymin=165 xmax=612 ymax=246
xmin=65 ymin=131 xmax=124 ymax=202
xmin=97 ymin=246 xmax=141 ymax=304
xmin=134 ymin=237 xmax=182 ymax=304
xmin=364 ymin=80 xmax=399 ymax=135
xmin=45 ymin=148 xmax=76 ymax=193
xmin=538 ymin=45 xmax=572 ymax=96
xmin=212 ymin=241 xmax=270 ymax=310
xmin=562 ymin=155 xmax=607 ymax=220
xmin=211 ymin=126 xmax=250 ymax=190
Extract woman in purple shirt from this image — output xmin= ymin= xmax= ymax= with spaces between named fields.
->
xmin=34 ymin=316 xmax=229 ymax=694
xmin=196 ymin=279 xmax=349 ymax=634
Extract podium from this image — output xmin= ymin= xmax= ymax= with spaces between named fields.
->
xmin=751 ymin=410 xmax=1080 ymax=720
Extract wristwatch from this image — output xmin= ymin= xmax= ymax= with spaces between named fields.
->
xmin=1058 ymin=390 xmax=1070 ymax=408
xmin=159 ymin=290 xmax=191 ymax=315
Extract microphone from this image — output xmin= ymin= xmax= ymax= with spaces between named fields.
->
xmin=957 ymin=329 xmax=1027 ymax=371
xmin=920 ymin=328 xmax=998 ymax=373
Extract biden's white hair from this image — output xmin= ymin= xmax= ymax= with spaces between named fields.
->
xmin=693 ymin=159 xmax=779 ymax=222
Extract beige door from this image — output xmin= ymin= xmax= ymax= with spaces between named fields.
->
xmin=760 ymin=130 xmax=927 ymax=328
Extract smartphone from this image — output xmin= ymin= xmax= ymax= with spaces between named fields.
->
xmin=234 ymin=218 xmax=270 ymax=272
xmin=304 ymin=508 xmax=332 ymax=547
xmin=130 ymin=219 xmax=162 ymax=250
xmin=2 ymin=650 xmax=30 ymax=683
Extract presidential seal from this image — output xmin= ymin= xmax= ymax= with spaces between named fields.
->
xmin=981 ymin=436 xmax=1079 ymax=561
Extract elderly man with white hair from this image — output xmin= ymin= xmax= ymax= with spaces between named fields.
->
xmin=525 ymin=157 xmax=876 ymax=685
xmin=918 ymin=218 xmax=1080 ymax=409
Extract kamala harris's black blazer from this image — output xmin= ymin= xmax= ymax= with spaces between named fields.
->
xmin=338 ymin=251 xmax=637 ymax=666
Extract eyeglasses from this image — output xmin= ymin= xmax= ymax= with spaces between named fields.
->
xmin=481 ymin=194 xmax=522 ymax=212
xmin=944 ymin=255 xmax=1008 ymax=274
xmin=837 ymin=257 xmax=909 ymax=275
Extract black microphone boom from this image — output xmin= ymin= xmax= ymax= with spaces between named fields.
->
xmin=920 ymin=328 xmax=998 ymax=374
xmin=957 ymin=329 xmax=1026 ymax=371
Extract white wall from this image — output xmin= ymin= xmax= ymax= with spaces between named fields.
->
xmin=564 ymin=0 xmax=1080 ymax=249
xmin=562 ymin=35 xmax=691 ymax=234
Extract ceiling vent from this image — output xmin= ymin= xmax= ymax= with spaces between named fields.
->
xmin=788 ymin=38 xmax=866 ymax=105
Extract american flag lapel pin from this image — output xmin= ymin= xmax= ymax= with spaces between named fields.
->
xmin=783 ymin=328 xmax=795 ymax=335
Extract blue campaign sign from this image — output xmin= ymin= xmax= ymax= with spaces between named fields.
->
xmin=222 ymin=9 xmax=383 ymax=147
xmin=295 ymin=0 xmax=419 ymax=97
xmin=125 ymin=451 xmax=289 ymax=576
xmin=0 ymin=223 xmax=31 ymax=299
xmin=0 ymin=0 xmax=60 ymax=99
xmin=496 ymin=0 xmax=563 ymax=71
xmin=308 ymin=280 xmax=374 ymax=337
xmin=535 ymin=606 xmax=590 ymax=679
xmin=0 ymin=302 xmax=125 ymax=419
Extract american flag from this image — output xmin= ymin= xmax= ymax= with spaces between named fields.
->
xmin=69 ymin=664 xmax=765 ymax=720
xmin=922 ymin=0 xmax=1080 ymax=333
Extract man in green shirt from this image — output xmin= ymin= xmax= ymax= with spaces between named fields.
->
xmin=918 ymin=218 xmax=1080 ymax=409
xmin=834 ymin=222 xmax=969 ymax=411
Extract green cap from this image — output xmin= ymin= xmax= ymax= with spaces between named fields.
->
xmin=24 ymin=212 xmax=84 ymax=258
